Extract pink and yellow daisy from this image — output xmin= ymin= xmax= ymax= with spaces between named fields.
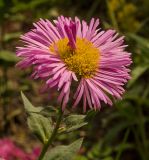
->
xmin=16 ymin=16 xmax=132 ymax=112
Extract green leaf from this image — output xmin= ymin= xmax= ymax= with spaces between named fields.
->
xmin=87 ymin=143 xmax=101 ymax=159
xmin=86 ymin=110 xmax=98 ymax=121
xmin=0 ymin=50 xmax=19 ymax=63
xmin=128 ymin=33 xmax=149 ymax=49
xmin=128 ymin=65 xmax=149 ymax=87
xmin=43 ymin=138 xmax=83 ymax=160
xmin=104 ymin=121 xmax=134 ymax=144
xmin=21 ymin=92 xmax=52 ymax=143
xmin=28 ymin=113 xmax=52 ymax=143
xmin=0 ymin=0 xmax=4 ymax=7
xmin=40 ymin=106 xmax=58 ymax=117
xmin=114 ymin=143 xmax=134 ymax=152
xmin=63 ymin=115 xmax=88 ymax=133
xmin=21 ymin=91 xmax=43 ymax=113
xmin=3 ymin=32 xmax=21 ymax=42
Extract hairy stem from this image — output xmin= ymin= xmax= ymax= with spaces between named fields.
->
xmin=38 ymin=108 xmax=63 ymax=160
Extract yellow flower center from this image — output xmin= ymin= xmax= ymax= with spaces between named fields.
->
xmin=50 ymin=38 xmax=100 ymax=78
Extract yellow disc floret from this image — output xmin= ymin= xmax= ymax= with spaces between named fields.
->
xmin=50 ymin=38 xmax=100 ymax=78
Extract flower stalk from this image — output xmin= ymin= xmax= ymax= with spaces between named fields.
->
xmin=38 ymin=108 xmax=63 ymax=160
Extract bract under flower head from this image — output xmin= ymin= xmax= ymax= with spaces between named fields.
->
xmin=16 ymin=16 xmax=132 ymax=112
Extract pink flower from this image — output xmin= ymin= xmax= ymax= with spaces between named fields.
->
xmin=16 ymin=16 xmax=132 ymax=112
xmin=0 ymin=138 xmax=40 ymax=160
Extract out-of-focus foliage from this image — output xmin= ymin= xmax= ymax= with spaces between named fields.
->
xmin=0 ymin=0 xmax=149 ymax=159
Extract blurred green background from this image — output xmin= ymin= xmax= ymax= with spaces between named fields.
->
xmin=0 ymin=0 xmax=149 ymax=160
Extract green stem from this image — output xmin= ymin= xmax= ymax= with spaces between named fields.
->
xmin=137 ymin=104 xmax=148 ymax=160
xmin=38 ymin=108 xmax=63 ymax=160
xmin=106 ymin=0 xmax=119 ymax=31
xmin=133 ymin=127 xmax=146 ymax=160
xmin=115 ymin=129 xmax=130 ymax=160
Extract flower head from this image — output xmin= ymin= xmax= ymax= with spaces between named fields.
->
xmin=16 ymin=16 xmax=132 ymax=112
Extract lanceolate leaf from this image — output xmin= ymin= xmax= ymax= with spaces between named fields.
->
xmin=21 ymin=92 xmax=52 ymax=143
xmin=40 ymin=106 xmax=58 ymax=117
xmin=21 ymin=91 xmax=43 ymax=113
xmin=27 ymin=113 xmax=52 ymax=143
xmin=43 ymin=138 xmax=83 ymax=160
xmin=62 ymin=115 xmax=88 ymax=133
